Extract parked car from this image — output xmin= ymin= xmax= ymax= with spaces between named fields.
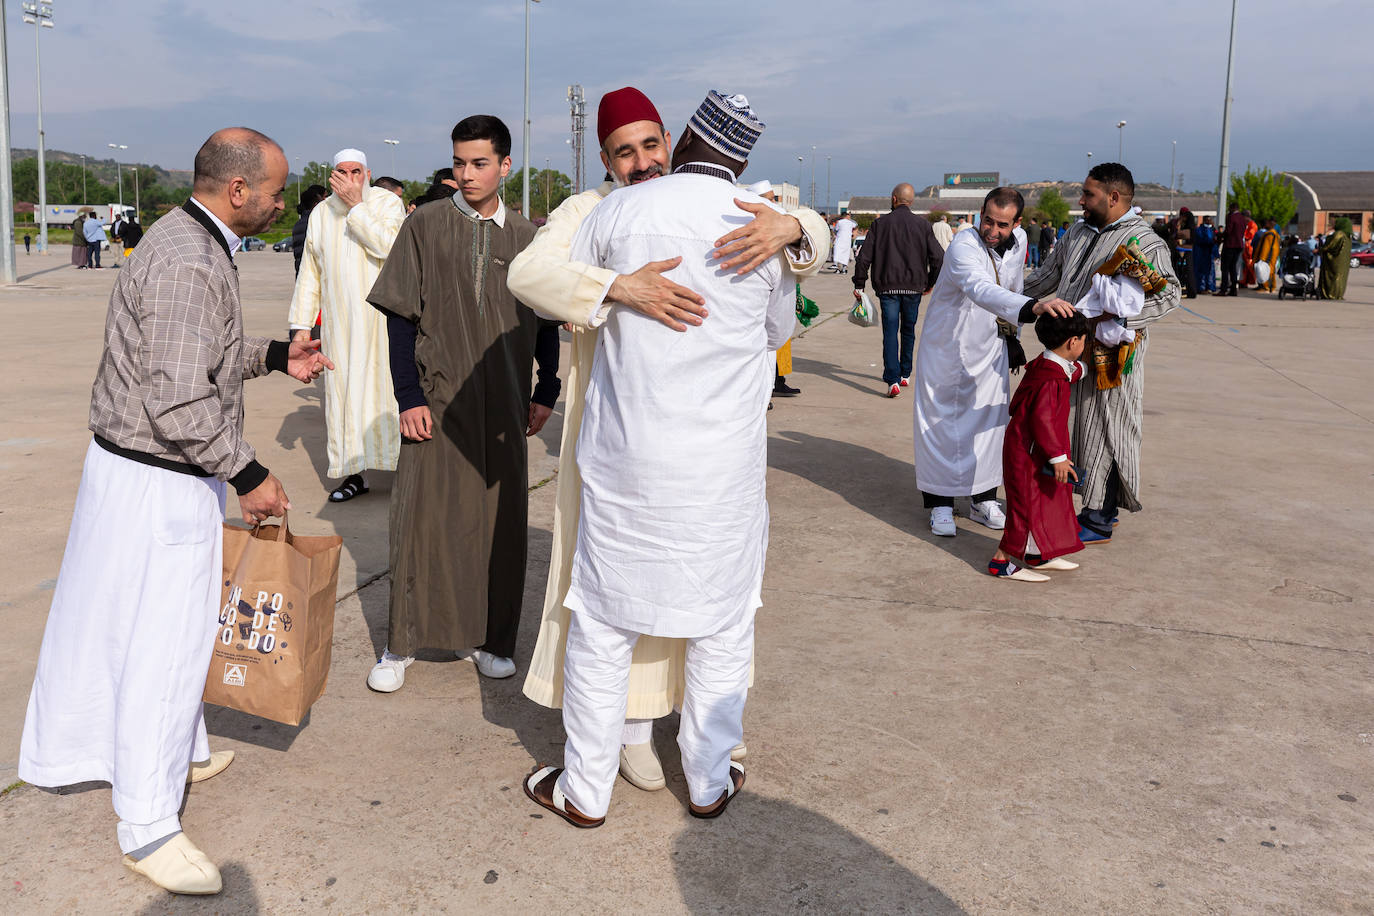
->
xmin=272 ymin=237 xmax=292 ymax=252
xmin=1350 ymin=243 xmax=1374 ymax=268
xmin=241 ymin=236 xmax=266 ymax=251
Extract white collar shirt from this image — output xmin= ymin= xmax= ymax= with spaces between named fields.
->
xmin=187 ymin=196 xmax=242 ymax=255
xmin=452 ymin=192 xmax=506 ymax=228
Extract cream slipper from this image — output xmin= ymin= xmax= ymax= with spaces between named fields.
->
xmin=122 ymin=833 xmax=222 ymax=895
xmin=187 ymin=750 xmax=235 ymax=784
xmin=730 ymin=743 xmax=747 ymax=761
xmin=1028 ymin=556 xmax=1080 ymax=572
xmin=618 ymin=740 xmax=666 ymax=791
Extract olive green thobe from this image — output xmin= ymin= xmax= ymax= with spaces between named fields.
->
xmin=367 ymin=198 xmax=538 ymax=658
xmin=1318 ymin=230 xmax=1350 ymax=300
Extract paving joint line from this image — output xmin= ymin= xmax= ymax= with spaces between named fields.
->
xmin=762 ymin=585 xmax=1372 ymax=658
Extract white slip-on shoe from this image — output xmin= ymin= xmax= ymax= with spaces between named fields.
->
xmin=469 ymin=649 xmax=516 ymax=679
xmin=1028 ymin=556 xmax=1080 ymax=571
xmin=618 ymin=741 xmax=666 ymax=791
xmin=367 ymin=652 xmax=414 ymax=693
xmin=930 ymin=506 xmax=956 ymax=537
xmin=122 ymin=833 xmax=222 ymax=895
xmin=969 ymin=499 xmax=1006 ymax=530
xmin=186 ymin=750 xmax=235 ymax=784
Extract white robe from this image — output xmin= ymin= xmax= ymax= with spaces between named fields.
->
xmin=912 ymin=227 xmax=1029 ymax=497
xmin=20 ymin=443 xmax=224 ymax=828
xmin=565 ymin=170 xmax=794 ymax=639
xmin=833 ymin=217 xmax=857 ymax=266
xmin=288 ymin=187 xmax=405 ymax=478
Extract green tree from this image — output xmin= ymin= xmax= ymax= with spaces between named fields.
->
xmin=301 ymin=160 xmax=332 ymax=192
xmin=1229 ymin=165 xmax=1297 ymax=227
xmin=1036 ymin=188 xmax=1070 ymax=229
xmin=500 ymin=168 xmax=572 ymax=220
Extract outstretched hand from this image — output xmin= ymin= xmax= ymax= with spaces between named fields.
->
xmin=607 ymin=257 xmax=708 ymax=332
xmin=713 ymin=200 xmax=804 ymax=275
xmin=1033 ymin=297 xmax=1076 ymax=318
xmin=287 ymin=337 xmax=334 ymax=383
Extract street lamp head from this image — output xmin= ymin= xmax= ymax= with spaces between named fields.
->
xmin=1116 ymin=120 xmax=1127 ymax=128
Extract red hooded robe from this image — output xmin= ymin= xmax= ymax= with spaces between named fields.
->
xmin=999 ymin=354 xmax=1085 ymax=561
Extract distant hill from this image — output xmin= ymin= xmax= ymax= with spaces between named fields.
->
xmin=10 ymin=147 xmax=301 ymax=188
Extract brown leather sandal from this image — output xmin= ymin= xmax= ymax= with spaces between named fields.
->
xmin=689 ymin=761 xmax=746 ymax=819
xmin=523 ymin=766 xmax=605 ymax=829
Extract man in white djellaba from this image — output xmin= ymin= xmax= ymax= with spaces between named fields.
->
xmin=911 ymin=187 xmax=1074 ymax=537
xmin=288 ymin=147 xmax=406 ymax=503
xmin=832 ymin=211 xmax=857 ymax=273
xmin=522 ymin=90 xmax=793 ymax=828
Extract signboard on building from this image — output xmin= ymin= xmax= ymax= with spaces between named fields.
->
xmin=943 ymin=172 xmax=999 ymax=188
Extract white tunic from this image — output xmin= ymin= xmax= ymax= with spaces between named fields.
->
xmin=912 ymin=227 xmax=1029 ymax=496
xmin=566 ymin=168 xmax=794 ymax=639
xmin=287 ymin=186 xmax=405 ymax=477
xmin=833 ymin=217 xmax=857 ymax=265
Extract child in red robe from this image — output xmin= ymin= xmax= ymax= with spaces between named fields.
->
xmin=988 ymin=310 xmax=1090 ymax=582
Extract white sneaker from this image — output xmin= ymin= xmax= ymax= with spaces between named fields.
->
xmin=930 ymin=506 xmax=956 ymax=537
xmin=367 ymin=651 xmax=413 ymax=693
xmin=969 ymin=499 xmax=1006 ymax=530
xmin=467 ymin=649 xmax=516 ymax=679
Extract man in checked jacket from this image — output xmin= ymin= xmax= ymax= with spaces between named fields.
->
xmin=18 ymin=127 xmax=333 ymax=896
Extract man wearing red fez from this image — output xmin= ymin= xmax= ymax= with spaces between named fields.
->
xmin=511 ymin=86 xmax=830 ymax=812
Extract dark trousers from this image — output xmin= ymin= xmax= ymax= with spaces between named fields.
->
xmin=1219 ymin=246 xmax=1241 ymax=293
xmin=1077 ymin=466 xmax=1120 ymax=536
xmin=86 ymin=241 xmax=101 ymax=268
xmin=922 ymin=488 xmax=997 ymax=509
xmin=879 ymin=293 xmax=921 ymax=384
xmin=1194 ymin=247 xmax=1216 ymax=291
xmin=1028 ymin=245 xmax=1041 ymax=268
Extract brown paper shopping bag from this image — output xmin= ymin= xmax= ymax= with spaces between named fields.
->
xmin=204 ymin=513 xmax=343 ymax=726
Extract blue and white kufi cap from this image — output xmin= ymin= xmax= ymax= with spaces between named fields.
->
xmin=688 ymin=90 xmax=765 ymax=162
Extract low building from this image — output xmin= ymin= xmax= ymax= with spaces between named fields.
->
xmin=1282 ymin=171 xmax=1374 ymax=241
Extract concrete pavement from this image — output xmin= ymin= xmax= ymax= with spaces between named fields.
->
xmin=1 ymin=243 xmax=1371 ymax=913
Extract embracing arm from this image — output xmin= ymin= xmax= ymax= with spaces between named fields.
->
xmin=507 ymin=191 xmax=615 ymax=328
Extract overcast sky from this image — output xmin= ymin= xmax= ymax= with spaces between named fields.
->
xmin=5 ymin=0 xmax=1370 ymax=209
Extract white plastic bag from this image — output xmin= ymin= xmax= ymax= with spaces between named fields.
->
xmin=1254 ymin=260 xmax=1271 ymax=286
xmin=848 ymin=291 xmax=878 ymax=327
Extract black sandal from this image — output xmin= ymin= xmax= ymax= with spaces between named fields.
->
xmin=328 ymin=474 xmax=369 ymax=502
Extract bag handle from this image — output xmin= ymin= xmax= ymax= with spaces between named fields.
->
xmin=253 ymin=510 xmax=290 ymax=542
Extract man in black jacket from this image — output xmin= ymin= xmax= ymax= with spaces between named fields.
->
xmin=852 ymin=183 xmax=943 ymax=396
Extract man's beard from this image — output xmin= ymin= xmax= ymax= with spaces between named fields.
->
xmin=1082 ymin=206 xmax=1107 ymax=228
xmin=629 ymin=163 xmax=663 ymax=184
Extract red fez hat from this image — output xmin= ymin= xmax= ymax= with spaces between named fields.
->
xmin=597 ymin=87 xmax=662 ymax=147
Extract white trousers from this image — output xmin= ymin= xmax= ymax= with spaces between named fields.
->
xmin=19 ymin=442 xmax=225 ymax=847
xmin=558 ymin=609 xmax=753 ymax=818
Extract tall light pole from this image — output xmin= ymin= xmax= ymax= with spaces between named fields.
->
xmin=543 ymin=156 xmax=550 ymax=216
xmin=0 ymin=4 xmax=17 ymax=282
xmin=22 ymin=1 xmax=53 ymax=253
xmin=108 ymin=143 xmax=127 ymax=208
xmin=80 ymin=152 xmax=85 ymax=204
xmin=1216 ymin=0 xmax=1239 ymax=224
xmin=131 ymin=167 xmax=138 ymax=218
xmin=825 ymin=155 xmax=831 ymax=214
xmin=383 ymin=138 xmax=399 ymax=176
xmin=1086 ymin=151 xmax=1092 ymax=176
xmin=294 ymin=156 xmax=301 ymax=207
xmin=796 ymin=156 xmax=804 ymax=198
xmin=1116 ymin=121 xmax=1126 ymax=162
xmin=1169 ymin=140 xmax=1177 ymax=215
xmin=809 ymin=145 xmax=816 ymax=210
xmin=521 ymin=0 xmax=542 ymax=218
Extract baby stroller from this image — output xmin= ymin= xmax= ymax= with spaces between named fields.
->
xmin=1276 ymin=245 xmax=1317 ymax=300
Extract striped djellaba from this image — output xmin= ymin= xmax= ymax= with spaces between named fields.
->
xmin=1023 ymin=213 xmax=1180 ymax=514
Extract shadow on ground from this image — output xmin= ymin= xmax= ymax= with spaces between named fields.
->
xmin=791 ymin=354 xmax=888 ymax=398
xmin=671 ymin=792 xmax=964 ymax=913
xmin=135 ymin=862 xmax=261 ymax=915
xmin=768 ymin=430 xmax=998 ymax=573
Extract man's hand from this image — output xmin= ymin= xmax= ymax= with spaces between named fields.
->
xmin=291 ymin=328 xmax=312 ymax=344
xmin=400 ymin=405 xmax=433 ymax=441
xmin=239 ymin=473 xmax=290 ymax=524
xmin=607 ymin=258 xmax=708 ymax=332
xmin=527 ymin=402 xmax=553 ymax=437
xmin=1032 ymin=297 xmax=1076 ymax=318
xmin=329 ymin=168 xmax=366 ymax=209
xmin=1054 ymin=461 xmax=1079 ymax=485
xmin=713 ymin=200 xmax=804 ymax=275
xmin=853 ymin=289 xmax=863 ymax=300
xmin=287 ymin=337 xmax=334 ymax=383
